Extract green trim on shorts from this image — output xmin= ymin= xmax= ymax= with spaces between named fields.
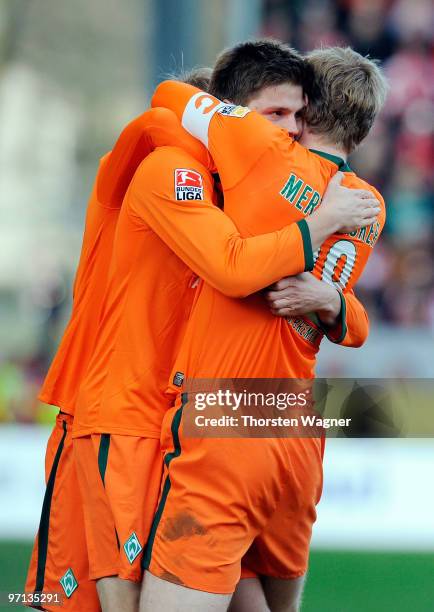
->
xmin=142 ymin=395 xmax=186 ymax=570
xmin=97 ymin=434 xmax=111 ymax=485
xmin=34 ymin=419 xmax=68 ymax=594
xmin=97 ymin=434 xmax=120 ymax=549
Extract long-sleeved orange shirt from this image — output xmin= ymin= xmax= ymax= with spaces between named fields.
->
xmin=150 ymin=81 xmax=386 ymax=386
xmin=100 ymin=104 xmax=370 ymax=348
xmin=38 ymin=155 xmax=119 ymax=414
xmin=73 ymin=114 xmax=323 ymax=437
xmin=39 ymin=108 xmax=207 ymax=415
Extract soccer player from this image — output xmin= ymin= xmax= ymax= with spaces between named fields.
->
xmin=25 ymin=158 xmax=114 ymax=612
xmin=25 ymin=62 xmax=370 ymax=612
xmin=71 ymin=49 xmax=377 ymax=612
xmin=24 ymin=70 xmax=215 ymax=612
xmin=140 ymin=44 xmax=387 ymax=611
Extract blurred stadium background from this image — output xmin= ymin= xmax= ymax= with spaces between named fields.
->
xmin=0 ymin=0 xmax=432 ymax=610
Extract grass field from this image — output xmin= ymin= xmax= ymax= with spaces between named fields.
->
xmin=0 ymin=542 xmax=432 ymax=611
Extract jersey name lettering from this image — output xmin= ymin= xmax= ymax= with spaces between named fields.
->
xmin=280 ymin=173 xmax=321 ymax=215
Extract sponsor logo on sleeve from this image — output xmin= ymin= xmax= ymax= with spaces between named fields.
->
xmin=217 ymin=104 xmax=251 ymax=118
xmin=174 ymin=169 xmax=204 ymax=201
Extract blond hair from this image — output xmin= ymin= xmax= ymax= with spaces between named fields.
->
xmin=305 ymin=47 xmax=388 ymax=153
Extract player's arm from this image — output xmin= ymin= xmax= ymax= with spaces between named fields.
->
xmin=129 ymin=148 xmax=314 ymax=298
xmin=295 ymin=279 xmax=370 ymax=347
xmin=267 ymin=193 xmax=385 ymax=345
xmin=308 ymin=199 xmax=385 ymax=346
xmin=318 ymin=288 xmax=369 ymax=347
xmin=266 ymin=275 xmax=370 ymax=347
xmin=152 ymin=82 xmax=381 ymax=235
xmin=151 ymin=80 xmax=289 ymax=190
xmin=318 ymin=232 xmax=384 ymax=345
xmin=97 ymin=107 xmax=212 ymax=209
xmin=272 ymin=237 xmax=382 ymax=347
xmin=299 ymin=184 xmax=385 ymax=347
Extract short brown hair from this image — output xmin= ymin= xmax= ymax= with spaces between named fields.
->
xmin=181 ymin=66 xmax=212 ymax=91
xmin=304 ymin=47 xmax=388 ymax=153
xmin=209 ymin=39 xmax=313 ymax=105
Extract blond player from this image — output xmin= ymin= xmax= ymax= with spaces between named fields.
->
xmin=141 ymin=44 xmax=387 ymax=611
xmin=71 ymin=46 xmax=377 ymax=612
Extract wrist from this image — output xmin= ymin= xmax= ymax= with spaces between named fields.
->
xmin=318 ymin=207 xmax=340 ymax=234
xmin=307 ymin=210 xmax=340 ymax=250
xmin=317 ymin=287 xmax=341 ymax=325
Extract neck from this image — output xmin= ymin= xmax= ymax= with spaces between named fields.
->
xmin=300 ymin=130 xmax=348 ymax=161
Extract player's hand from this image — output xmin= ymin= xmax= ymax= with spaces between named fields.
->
xmin=321 ymin=172 xmax=381 ymax=232
xmin=266 ymin=273 xmax=341 ymax=320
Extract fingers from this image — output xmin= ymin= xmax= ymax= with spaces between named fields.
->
xmin=266 ymin=280 xmax=299 ymax=301
xmin=352 ymin=189 xmax=378 ymax=201
xmin=271 ymin=307 xmax=294 ymax=317
xmin=361 ymin=206 xmax=381 ymax=220
xmin=266 ymin=289 xmax=290 ymax=302
xmin=269 ymin=277 xmax=293 ymax=292
xmin=365 ymin=205 xmax=381 ymax=215
xmin=343 ymin=211 xmax=380 ymax=232
xmin=268 ymin=298 xmax=293 ymax=310
xmin=358 ymin=197 xmax=380 ymax=209
xmin=346 ymin=204 xmax=381 ymax=231
xmin=266 ymin=291 xmax=279 ymax=302
xmin=360 ymin=215 xmax=379 ymax=227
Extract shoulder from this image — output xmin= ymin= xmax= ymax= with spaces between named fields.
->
xmin=134 ymin=146 xmax=211 ymax=176
xmin=345 ymin=173 xmax=386 ymax=225
xmin=128 ymin=147 xmax=213 ymax=210
xmin=345 ymin=174 xmax=386 ymax=208
xmin=132 ymin=146 xmax=212 ymax=188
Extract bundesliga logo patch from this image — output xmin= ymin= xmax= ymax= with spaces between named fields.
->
xmin=174 ymin=168 xmax=204 ymax=201
xmin=217 ymin=104 xmax=250 ymax=118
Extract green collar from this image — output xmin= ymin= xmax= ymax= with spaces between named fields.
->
xmin=309 ymin=148 xmax=352 ymax=172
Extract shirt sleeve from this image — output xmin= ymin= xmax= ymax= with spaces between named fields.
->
xmin=313 ymin=193 xmax=386 ymax=346
xmin=151 ymin=80 xmax=292 ymax=190
xmin=128 ymin=147 xmax=314 ymax=298
xmin=96 ymin=107 xmax=212 ymax=209
xmin=319 ymin=289 xmax=369 ymax=347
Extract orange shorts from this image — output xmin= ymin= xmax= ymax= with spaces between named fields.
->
xmin=73 ymin=433 xmax=163 ymax=582
xmin=25 ymin=412 xmax=100 ymax=612
xmin=144 ymin=398 xmax=323 ymax=594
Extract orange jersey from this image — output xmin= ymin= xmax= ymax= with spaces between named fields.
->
xmin=151 ymin=82 xmax=386 ymax=382
xmin=96 ymin=108 xmax=212 ymax=210
xmin=39 ymin=108 xmax=207 ymax=415
xmin=73 ymin=117 xmax=321 ymax=438
xmin=39 ymin=155 xmax=120 ymax=414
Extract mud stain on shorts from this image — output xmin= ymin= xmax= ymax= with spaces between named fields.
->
xmin=162 ymin=511 xmax=207 ymax=541
xmin=159 ymin=570 xmax=185 ymax=586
